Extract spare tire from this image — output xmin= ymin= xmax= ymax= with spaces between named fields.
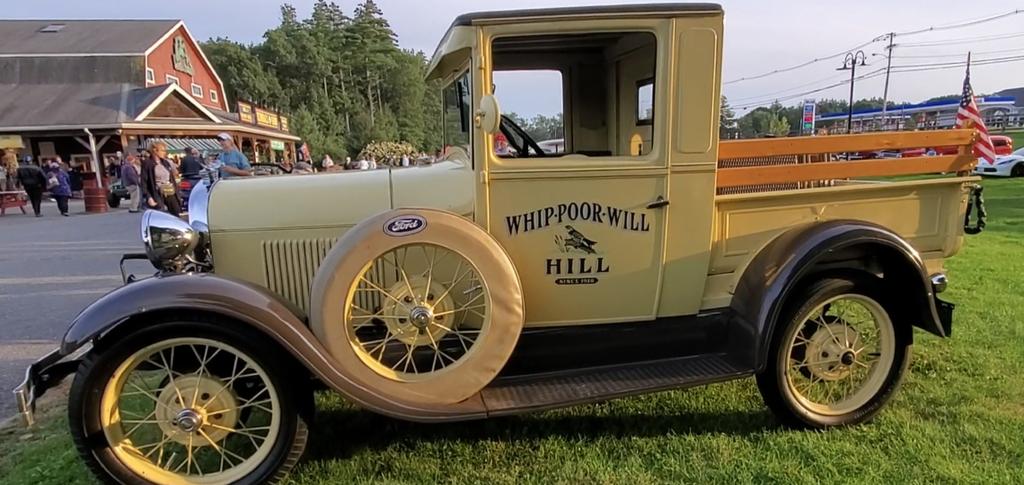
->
xmin=310 ymin=209 xmax=524 ymax=405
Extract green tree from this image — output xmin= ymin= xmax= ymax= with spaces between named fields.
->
xmin=720 ymin=96 xmax=736 ymax=139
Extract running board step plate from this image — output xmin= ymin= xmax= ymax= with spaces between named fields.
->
xmin=482 ymin=354 xmax=752 ymax=416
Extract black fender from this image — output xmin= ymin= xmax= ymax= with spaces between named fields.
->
xmin=58 ymin=272 xmax=490 ymax=422
xmin=729 ymin=220 xmax=953 ymax=373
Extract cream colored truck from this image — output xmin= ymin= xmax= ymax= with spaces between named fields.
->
xmin=16 ymin=4 xmax=984 ymax=484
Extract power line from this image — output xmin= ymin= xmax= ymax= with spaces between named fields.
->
xmin=887 ymin=47 xmax=1024 ymax=59
xmin=732 ymin=68 xmax=887 ymax=110
xmin=724 ymin=9 xmax=1024 ymax=85
xmin=728 ymin=72 xmax=850 ymax=102
xmin=897 ymin=31 xmax=1024 ymax=48
xmin=722 ymin=40 xmax=876 ymax=85
xmin=731 ymin=55 xmax=1024 ymax=110
xmin=890 ymin=9 xmax=1024 ymax=36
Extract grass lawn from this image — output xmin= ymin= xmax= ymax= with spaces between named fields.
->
xmin=3 ymin=179 xmax=1024 ymax=485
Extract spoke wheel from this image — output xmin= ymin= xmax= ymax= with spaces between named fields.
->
xmin=757 ymin=275 xmax=911 ymax=428
xmin=70 ymin=319 xmax=310 ymax=485
xmin=311 ymin=209 xmax=524 ymax=405
xmin=100 ymin=338 xmax=280 ymax=483
xmin=783 ymin=295 xmax=895 ymax=416
xmin=348 ymin=243 xmax=489 ymax=382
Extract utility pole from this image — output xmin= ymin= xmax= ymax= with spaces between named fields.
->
xmin=880 ymin=33 xmax=895 ymax=131
xmin=838 ymin=51 xmax=868 ymax=134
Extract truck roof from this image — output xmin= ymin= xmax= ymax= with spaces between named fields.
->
xmin=427 ymin=3 xmax=723 ymax=81
xmin=453 ymin=3 xmax=723 ymax=26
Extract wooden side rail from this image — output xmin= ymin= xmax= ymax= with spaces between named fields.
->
xmin=718 ymin=129 xmax=975 ymax=160
xmin=717 ymin=154 xmax=976 ymax=188
xmin=716 ymin=129 xmax=977 ymax=189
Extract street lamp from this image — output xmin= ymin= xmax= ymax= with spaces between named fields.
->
xmin=837 ymin=50 xmax=868 ymax=134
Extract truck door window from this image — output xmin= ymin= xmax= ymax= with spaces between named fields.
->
xmin=492 ymin=70 xmax=565 ymax=156
xmin=443 ymin=71 xmax=471 ymax=156
xmin=491 ymin=32 xmax=657 ymax=158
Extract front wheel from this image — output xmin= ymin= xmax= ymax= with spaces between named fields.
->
xmin=69 ymin=318 xmax=310 ymax=485
xmin=756 ymin=275 xmax=911 ymax=428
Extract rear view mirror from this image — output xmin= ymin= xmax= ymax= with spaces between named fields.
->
xmin=476 ymin=94 xmax=501 ymax=134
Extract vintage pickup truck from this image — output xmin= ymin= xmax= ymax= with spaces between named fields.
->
xmin=15 ymin=4 xmax=985 ymax=484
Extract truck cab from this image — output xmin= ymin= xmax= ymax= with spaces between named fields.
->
xmin=427 ymin=4 xmax=725 ymax=325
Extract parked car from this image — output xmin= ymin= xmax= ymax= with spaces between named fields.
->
xmin=975 ymin=146 xmax=1024 ymax=177
xmin=16 ymin=5 xmax=980 ymax=484
xmin=903 ymin=134 xmax=1013 ymax=158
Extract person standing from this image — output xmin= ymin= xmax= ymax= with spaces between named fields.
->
xmin=120 ymin=154 xmax=142 ymax=213
xmin=179 ymin=148 xmax=203 ymax=181
xmin=45 ymin=161 xmax=72 ymax=216
xmin=15 ymin=159 xmax=47 ymax=217
xmin=141 ymin=142 xmax=182 ymax=216
xmin=216 ymin=133 xmax=252 ymax=178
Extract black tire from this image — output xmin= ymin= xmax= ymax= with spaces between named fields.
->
xmin=107 ymin=193 xmax=121 ymax=208
xmin=69 ymin=316 xmax=310 ymax=485
xmin=1011 ymin=163 xmax=1024 ymax=177
xmin=756 ymin=275 xmax=911 ymax=428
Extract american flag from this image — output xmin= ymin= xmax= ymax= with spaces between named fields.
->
xmin=954 ymin=54 xmax=996 ymax=164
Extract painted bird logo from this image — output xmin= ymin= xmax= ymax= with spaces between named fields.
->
xmin=562 ymin=225 xmax=597 ymax=254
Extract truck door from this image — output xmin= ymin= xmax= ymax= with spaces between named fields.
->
xmin=477 ymin=25 xmax=674 ymax=327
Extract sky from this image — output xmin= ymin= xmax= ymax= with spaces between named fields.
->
xmin=6 ymin=0 xmax=1024 ymax=117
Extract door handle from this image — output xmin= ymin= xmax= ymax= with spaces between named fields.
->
xmin=646 ymin=196 xmax=670 ymax=209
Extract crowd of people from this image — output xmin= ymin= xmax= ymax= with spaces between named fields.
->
xmin=2 ymin=155 xmax=74 ymax=217
xmin=319 ymin=151 xmax=441 ymax=172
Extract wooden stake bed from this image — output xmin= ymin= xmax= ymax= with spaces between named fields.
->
xmin=716 ymin=129 xmax=978 ymax=189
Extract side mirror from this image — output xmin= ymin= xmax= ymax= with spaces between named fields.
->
xmin=476 ymin=94 xmax=501 ymax=134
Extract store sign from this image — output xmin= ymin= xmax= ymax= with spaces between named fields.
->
xmin=172 ymin=36 xmax=194 ymax=75
xmin=270 ymin=140 xmax=286 ymax=151
xmin=802 ymin=99 xmax=816 ymax=135
xmin=255 ymin=108 xmax=280 ymax=129
xmin=0 ymin=135 xmax=24 ymax=149
xmin=237 ymin=102 xmax=255 ymax=124
xmin=280 ymin=116 xmax=290 ymax=133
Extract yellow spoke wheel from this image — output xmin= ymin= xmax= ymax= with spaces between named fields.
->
xmin=311 ymin=209 xmax=524 ymax=405
xmin=98 ymin=337 xmax=282 ymax=484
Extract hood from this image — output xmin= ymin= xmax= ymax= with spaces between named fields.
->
xmin=206 ymin=161 xmax=475 ymax=233
xmin=208 ymin=169 xmax=392 ymax=232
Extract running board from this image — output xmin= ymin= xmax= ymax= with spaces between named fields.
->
xmin=481 ymin=354 xmax=752 ymax=416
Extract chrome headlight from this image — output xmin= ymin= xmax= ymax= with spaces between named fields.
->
xmin=141 ymin=210 xmax=200 ymax=271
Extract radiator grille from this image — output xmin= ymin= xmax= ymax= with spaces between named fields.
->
xmin=262 ymin=238 xmax=393 ymax=315
xmin=262 ymin=238 xmax=335 ymax=314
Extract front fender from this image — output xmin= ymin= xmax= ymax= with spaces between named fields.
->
xmin=60 ymin=273 xmax=488 ymax=422
xmin=730 ymin=220 xmax=952 ymax=372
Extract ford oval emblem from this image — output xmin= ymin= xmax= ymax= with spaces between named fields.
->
xmin=383 ymin=215 xmax=426 ymax=237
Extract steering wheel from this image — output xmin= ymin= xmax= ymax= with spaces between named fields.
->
xmin=499 ymin=115 xmax=547 ymax=158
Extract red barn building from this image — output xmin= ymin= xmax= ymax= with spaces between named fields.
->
xmin=0 ymin=19 xmax=299 ymax=186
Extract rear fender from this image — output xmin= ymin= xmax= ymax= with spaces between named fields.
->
xmin=61 ymin=273 xmax=487 ymax=422
xmin=729 ymin=220 xmax=951 ymax=372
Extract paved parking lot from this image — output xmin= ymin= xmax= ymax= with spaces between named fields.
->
xmin=0 ymin=200 xmax=143 ymax=416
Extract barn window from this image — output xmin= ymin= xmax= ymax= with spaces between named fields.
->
xmin=191 ymin=83 xmax=203 ymax=98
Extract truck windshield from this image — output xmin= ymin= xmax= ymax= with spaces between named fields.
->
xmin=442 ymin=71 xmax=471 ymax=155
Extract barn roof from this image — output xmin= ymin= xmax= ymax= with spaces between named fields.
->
xmin=0 ymin=20 xmax=180 ymax=56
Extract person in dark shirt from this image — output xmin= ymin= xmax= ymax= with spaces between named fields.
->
xmin=179 ymin=148 xmax=204 ymax=183
xmin=16 ymin=160 xmax=47 ymax=217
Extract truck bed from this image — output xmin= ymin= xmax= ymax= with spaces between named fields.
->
xmin=700 ymin=130 xmax=978 ymax=310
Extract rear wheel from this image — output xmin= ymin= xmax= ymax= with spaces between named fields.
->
xmin=1011 ymin=163 xmax=1024 ymax=177
xmin=756 ymin=276 xmax=911 ymax=428
xmin=69 ymin=318 xmax=310 ymax=485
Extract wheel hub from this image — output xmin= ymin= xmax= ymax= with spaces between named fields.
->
xmin=805 ymin=323 xmax=859 ymax=381
xmin=173 ymin=409 xmax=202 ymax=433
xmin=381 ymin=276 xmax=455 ymax=346
xmin=155 ymin=374 xmax=240 ymax=446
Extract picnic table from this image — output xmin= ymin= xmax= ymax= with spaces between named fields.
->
xmin=0 ymin=190 xmax=27 ymax=216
